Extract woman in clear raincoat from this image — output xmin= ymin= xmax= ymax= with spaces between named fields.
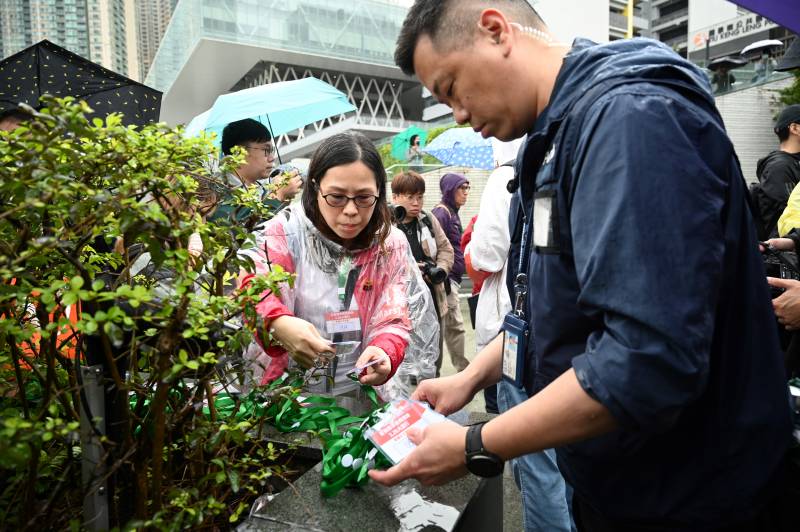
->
xmin=240 ymin=132 xmax=438 ymax=399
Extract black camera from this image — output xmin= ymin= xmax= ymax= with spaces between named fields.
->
xmin=389 ymin=203 xmax=406 ymax=223
xmin=420 ymin=257 xmax=447 ymax=285
xmin=761 ymin=244 xmax=800 ymax=298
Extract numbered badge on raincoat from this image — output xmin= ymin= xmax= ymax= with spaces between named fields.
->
xmin=324 ymin=310 xmax=362 ymax=335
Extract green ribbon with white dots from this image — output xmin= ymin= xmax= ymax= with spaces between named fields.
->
xmin=204 ymin=373 xmax=392 ymax=497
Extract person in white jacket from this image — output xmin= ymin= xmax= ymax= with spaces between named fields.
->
xmin=466 ymin=164 xmax=574 ymax=532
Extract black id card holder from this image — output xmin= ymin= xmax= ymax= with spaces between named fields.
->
xmin=501 ymin=313 xmax=528 ymax=388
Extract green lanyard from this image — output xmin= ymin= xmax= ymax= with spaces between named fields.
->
xmin=338 ymin=255 xmax=353 ymax=310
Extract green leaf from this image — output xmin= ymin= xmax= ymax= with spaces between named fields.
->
xmin=229 ymin=501 xmax=247 ymax=523
xmin=227 ymin=469 xmax=240 ymax=493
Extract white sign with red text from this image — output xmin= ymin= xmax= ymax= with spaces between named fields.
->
xmin=366 ymin=400 xmax=451 ymax=465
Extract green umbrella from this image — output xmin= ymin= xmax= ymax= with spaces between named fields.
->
xmin=391 ymin=126 xmax=427 ymax=160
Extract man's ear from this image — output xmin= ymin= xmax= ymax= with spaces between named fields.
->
xmin=477 ymin=9 xmax=513 ymax=51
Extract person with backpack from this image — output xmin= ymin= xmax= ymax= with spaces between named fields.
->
xmin=432 ymin=172 xmax=471 ymax=373
xmin=391 ymin=171 xmax=454 ymax=376
xmin=752 ymin=104 xmax=800 ymax=240
xmin=371 ymin=2 xmax=792 ymax=530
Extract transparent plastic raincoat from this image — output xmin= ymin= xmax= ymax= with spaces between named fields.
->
xmin=240 ymin=206 xmax=439 ymax=399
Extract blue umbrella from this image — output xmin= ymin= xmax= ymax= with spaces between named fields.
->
xmin=185 ymin=77 xmax=356 ymax=144
xmin=422 ymin=127 xmax=495 ymax=170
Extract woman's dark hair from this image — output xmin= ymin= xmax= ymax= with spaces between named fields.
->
xmin=409 ymin=134 xmax=419 ymax=147
xmin=301 ymin=132 xmax=391 ymax=249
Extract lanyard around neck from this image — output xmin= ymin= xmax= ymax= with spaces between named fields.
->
xmin=337 ymin=256 xmax=360 ymax=311
xmin=513 ymin=203 xmax=533 ymax=318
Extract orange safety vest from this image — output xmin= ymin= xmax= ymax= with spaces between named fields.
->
xmin=6 ymin=279 xmax=82 ymax=368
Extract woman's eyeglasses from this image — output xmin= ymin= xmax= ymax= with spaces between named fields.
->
xmin=320 ymin=192 xmax=379 ymax=208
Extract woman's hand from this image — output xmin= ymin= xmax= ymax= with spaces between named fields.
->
xmin=269 ymin=315 xmax=334 ymax=368
xmin=355 ymin=346 xmax=391 ymax=386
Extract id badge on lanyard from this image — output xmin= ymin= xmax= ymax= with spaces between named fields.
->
xmin=324 ymin=256 xmax=362 ymax=336
xmin=501 ymin=214 xmax=531 ymax=388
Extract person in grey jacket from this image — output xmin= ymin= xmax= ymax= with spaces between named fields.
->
xmin=392 ymin=170 xmax=454 ymax=376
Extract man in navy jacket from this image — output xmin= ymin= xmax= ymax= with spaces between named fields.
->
xmin=371 ymin=1 xmax=792 ymax=530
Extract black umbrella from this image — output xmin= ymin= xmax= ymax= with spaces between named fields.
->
xmin=707 ymin=56 xmax=748 ymax=71
xmin=776 ymin=37 xmax=800 ymax=72
xmin=0 ymin=39 xmax=161 ymax=127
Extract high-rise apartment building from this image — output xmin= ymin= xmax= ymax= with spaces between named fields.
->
xmin=1 ymin=0 xmax=90 ymax=59
xmin=85 ymin=0 xmax=138 ymax=79
xmin=609 ymin=0 xmax=651 ymax=41
xmin=0 ymin=0 xmax=140 ymax=80
xmin=649 ymin=0 xmax=689 ymax=56
xmin=136 ymin=0 xmax=177 ymax=79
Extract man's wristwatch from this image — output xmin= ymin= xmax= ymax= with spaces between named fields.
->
xmin=465 ymin=422 xmax=504 ymax=477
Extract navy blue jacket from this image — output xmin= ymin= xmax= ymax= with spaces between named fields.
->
xmin=510 ymin=38 xmax=792 ymax=527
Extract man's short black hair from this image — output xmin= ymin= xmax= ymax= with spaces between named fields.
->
xmin=220 ymin=118 xmax=271 ymax=156
xmin=395 ymin=0 xmax=545 ymax=76
xmin=775 ymin=104 xmax=800 ymax=143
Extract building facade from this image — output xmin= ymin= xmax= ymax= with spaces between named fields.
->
xmin=136 ymin=0 xmax=177 ymax=79
xmin=0 ymin=0 xmax=140 ymax=80
xmin=147 ymin=0 xmax=433 ymax=158
xmin=608 ymin=0 xmax=651 ymax=42
xmin=1 ymin=0 xmax=90 ymax=59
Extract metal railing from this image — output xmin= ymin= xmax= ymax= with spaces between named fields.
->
xmin=384 ymin=163 xmax=447 ymax=175
xmin=705 ymin=64 xmax=791 ymax=97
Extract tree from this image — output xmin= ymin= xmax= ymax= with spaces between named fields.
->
xmin=0 ymin=97 xmax=297 ymax=529
xmin=379 ymin=123 xmax=471 ymax=175
xmin=778 ymin=71 xmax=800 ymax=107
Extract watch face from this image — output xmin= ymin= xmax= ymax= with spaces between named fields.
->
xmin=466 ymin=454 xmax=504 ymax=478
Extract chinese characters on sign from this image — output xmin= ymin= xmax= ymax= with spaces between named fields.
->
xmin=690 ymin=13 xmax=778 ymax=53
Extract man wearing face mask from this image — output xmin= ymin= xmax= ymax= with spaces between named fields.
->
xmin=433 ymin=172 xmax=471 ymax=373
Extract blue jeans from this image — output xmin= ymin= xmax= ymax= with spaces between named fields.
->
xmin=497 ymin=380 xmax=576 ymax=532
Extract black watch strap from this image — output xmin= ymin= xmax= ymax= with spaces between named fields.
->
xmin=466 ymin=423 xmax=485 ymax=454
xmin=465 ymin=423 xmax=504 ymax=477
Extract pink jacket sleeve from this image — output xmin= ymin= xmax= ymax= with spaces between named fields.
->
xmin=239 ymin=217 xmax=296 ymax=366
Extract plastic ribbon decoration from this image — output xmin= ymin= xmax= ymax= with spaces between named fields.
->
xmin=201 ymin=373 xmax=392 ymax=497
